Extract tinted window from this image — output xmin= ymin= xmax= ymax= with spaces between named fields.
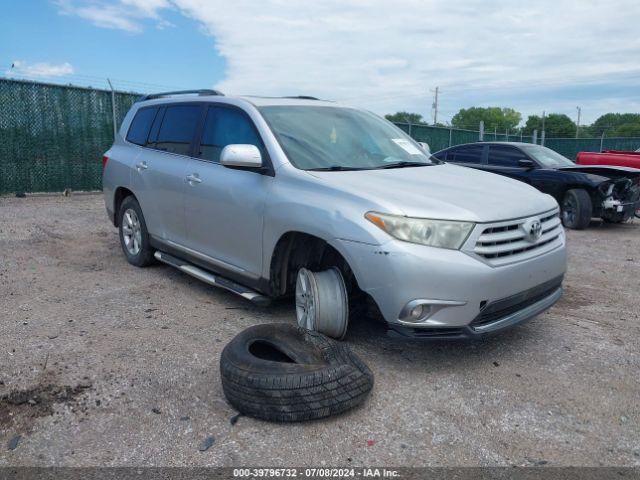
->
xmin=147 ymin=107 xmax=165 ymax=145
xmin=155 ymin=105 xmax=201 ymax=155
xmin=488 ymin=145 xmax=525 ymax=167
xmin=431 ymin=151 xmax=447 ymax=161
xmin=200 ymin=106 xmax=264 ymax=163
xmin=126 ymin=107 xmax=157 ymax=145
xmin=448 ymin=145 xmax=484 ymax=164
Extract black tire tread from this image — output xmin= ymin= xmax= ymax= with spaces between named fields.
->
xmin=220 ymin=324 xmax=373 ymax=422
xmin=562 ymin=188 xmax=592 ymax=230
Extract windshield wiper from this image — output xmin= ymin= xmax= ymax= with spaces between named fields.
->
xmin=307 ymin=165 xmax=367 ymax=171
xmin=373 ymin=161 xmax=432 ymax=169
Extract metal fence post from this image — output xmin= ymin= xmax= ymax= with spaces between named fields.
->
xmin=449 ymin=127 xmax=452 ymax=147
xmin=479 ymin=121 xmax=484 ymax=141
xmin=107 ymin=78 xmax=117 ymax=140
xmin=533 ymin=129 xmax=538 ymax=144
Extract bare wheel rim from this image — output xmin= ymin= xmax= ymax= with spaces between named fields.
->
xmin=295 ymin=268 xmax=316 ymax=331
xmin=295 ymin=267 xmax=349 ymax=339
xmin=122 ymin=208 xmax=142 ymax=256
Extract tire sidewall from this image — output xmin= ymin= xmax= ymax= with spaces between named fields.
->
xmin=562 ymin=189 xmax=592 ymax=230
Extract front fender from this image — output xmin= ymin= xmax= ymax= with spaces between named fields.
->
xmin=260 ymin=170 xmax=391 ymax=280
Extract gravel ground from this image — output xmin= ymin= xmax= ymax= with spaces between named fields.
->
xmin=0 ymin=193 xmax=639 ymax=467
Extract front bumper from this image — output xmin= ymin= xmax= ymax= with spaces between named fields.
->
xmin=387 ymin=279 xmax=562 ymax=339
xmin=336 ymin=227 xmax=566 ymax=337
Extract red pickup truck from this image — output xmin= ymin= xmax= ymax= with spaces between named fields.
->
xmin=576 ymin=149 xmax=640 ymax=169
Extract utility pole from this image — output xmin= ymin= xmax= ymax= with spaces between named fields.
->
xmin=575 ymin=106 xmax=581 ymax=138
xmin=541 ymin=110 xmax=546 ymax=136
xmin=432 ymin=86 xmax=439 ymax=125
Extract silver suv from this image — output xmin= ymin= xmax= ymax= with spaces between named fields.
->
xmin=103 ymin=90 xmax=566 ymax=340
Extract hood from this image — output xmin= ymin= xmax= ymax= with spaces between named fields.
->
xmin=308 ymin=163 xmax=557 ymax=223
xmin=558 ymin=165 xmax=640 ymax=179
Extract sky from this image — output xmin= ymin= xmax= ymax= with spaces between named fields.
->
xmin=2 ymin=0 xmax=639 ymax=127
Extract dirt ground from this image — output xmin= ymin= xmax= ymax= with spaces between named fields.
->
xmin=0 ymin=193 xmax=638 ymax=467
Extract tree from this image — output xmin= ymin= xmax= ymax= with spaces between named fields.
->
xmin=523 ymin=113 xmax=576 ymax=137
xmin=451 ymin=107 xmax=521 ymax=132
xmin=588 ymin=113 xmax=640 ymax=137
xmin=385 ymin=111 xmax=424 ymax=124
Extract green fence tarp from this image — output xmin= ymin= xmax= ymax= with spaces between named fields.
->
xmin=0 ymin=78 xmax=138 ymax=194
xmin=1 ymin=77 xmax=639 ymax=194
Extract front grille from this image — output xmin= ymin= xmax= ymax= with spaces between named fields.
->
xmin=388 ymin=325 xmax=466 ymax=339
xmin=472 ymin=211 xmax=562 ymax=265
xmin=471 ymin=275 xmax=564 ymax=328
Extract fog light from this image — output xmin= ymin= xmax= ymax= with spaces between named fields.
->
xmin=409 ymin=304 xmax=425 ymax=320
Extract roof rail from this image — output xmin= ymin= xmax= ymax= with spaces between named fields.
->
xmin=140 ymin=89 xmax=224 ymax=101
xmin=283 ymin=95 xmax=320 ymax=100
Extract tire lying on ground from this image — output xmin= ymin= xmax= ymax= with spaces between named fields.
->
xmin=220 ymin=323 xmax=374 ymax=422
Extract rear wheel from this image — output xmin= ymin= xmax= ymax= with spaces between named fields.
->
xmin=118 ymin=196 xmax=155 ymax=267
xmin=561 ymin=189 xmax=592 ymax=230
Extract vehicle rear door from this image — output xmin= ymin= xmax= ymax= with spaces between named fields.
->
xmin=182 ymin=104 xmax=271 ymax=278
xmin=132 ymin=103 xmax=202 ymax=245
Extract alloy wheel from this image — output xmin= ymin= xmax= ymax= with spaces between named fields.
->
xmin=122 ymin=208 xmax=142 ymax=256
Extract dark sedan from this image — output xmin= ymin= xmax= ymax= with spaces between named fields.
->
xmin=433 ymin=142 xmax=640 ymax=229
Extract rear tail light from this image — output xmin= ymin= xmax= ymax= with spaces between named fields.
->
xmin=102 ymin=155 xmax=109 ymax=169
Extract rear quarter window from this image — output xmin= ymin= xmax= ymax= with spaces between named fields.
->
xmin=126 ymin=107 xmax=158 ymax=145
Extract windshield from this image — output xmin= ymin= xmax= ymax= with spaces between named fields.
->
xmin=521 ymin=144 xmax=575 ymax=168
xmin=259 ymin=105 xmax=434 ymax=170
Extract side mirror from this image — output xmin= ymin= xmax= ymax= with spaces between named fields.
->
xmin=220 ymin=144 xmax=263 ymax=168
xmin=418 ymin=142 xmax=431 ymax=154
xmin=518 ymin=158 xmax=536 ymax=170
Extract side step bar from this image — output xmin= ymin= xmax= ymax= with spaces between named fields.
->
xmin=154 ymin=251 xmax=271 ymax=307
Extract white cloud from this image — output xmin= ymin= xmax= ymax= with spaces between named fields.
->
xmin=55 ymin=0 xmax=171 ymax=32
xmin=9 ymin=60 xmax=75 ymax=77
xmin=55 ymin=0 xmax=640 ymax=124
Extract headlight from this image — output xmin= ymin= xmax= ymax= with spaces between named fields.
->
xmin=365 ymin=212 xmax=474 ymax=249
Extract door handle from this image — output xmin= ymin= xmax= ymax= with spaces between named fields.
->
xmin=135 ymin=161 xmax=148 ymax=171
xmin=186 ymin=174 xmax=202 ymax=184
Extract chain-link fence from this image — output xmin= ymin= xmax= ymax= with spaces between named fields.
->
xmin=0 ymin=78 xmax=139 ymax=194
xmin=394 ymin=122 xmax=537 ymax=152
xmin=1 ymin=77 xmax=640 ymax=195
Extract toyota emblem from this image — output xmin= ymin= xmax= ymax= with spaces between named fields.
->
xmin=523 ymin=218 xmax=542 ymax=242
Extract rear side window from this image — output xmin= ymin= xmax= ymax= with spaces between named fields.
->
xmin=431 ymin=151 xmax=447 ymax=161
xmin=199 ymin=106 xmax=264 ymax=163
xmin=488 ymin=145 xmax=524 ymax=167
xmin=154 ymin=105 xmax=202 ymax=155
xmin=126 ymin=107 xmax=158 ymax=145
xmin=448 ymin=145 xmax=484 ymax=164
